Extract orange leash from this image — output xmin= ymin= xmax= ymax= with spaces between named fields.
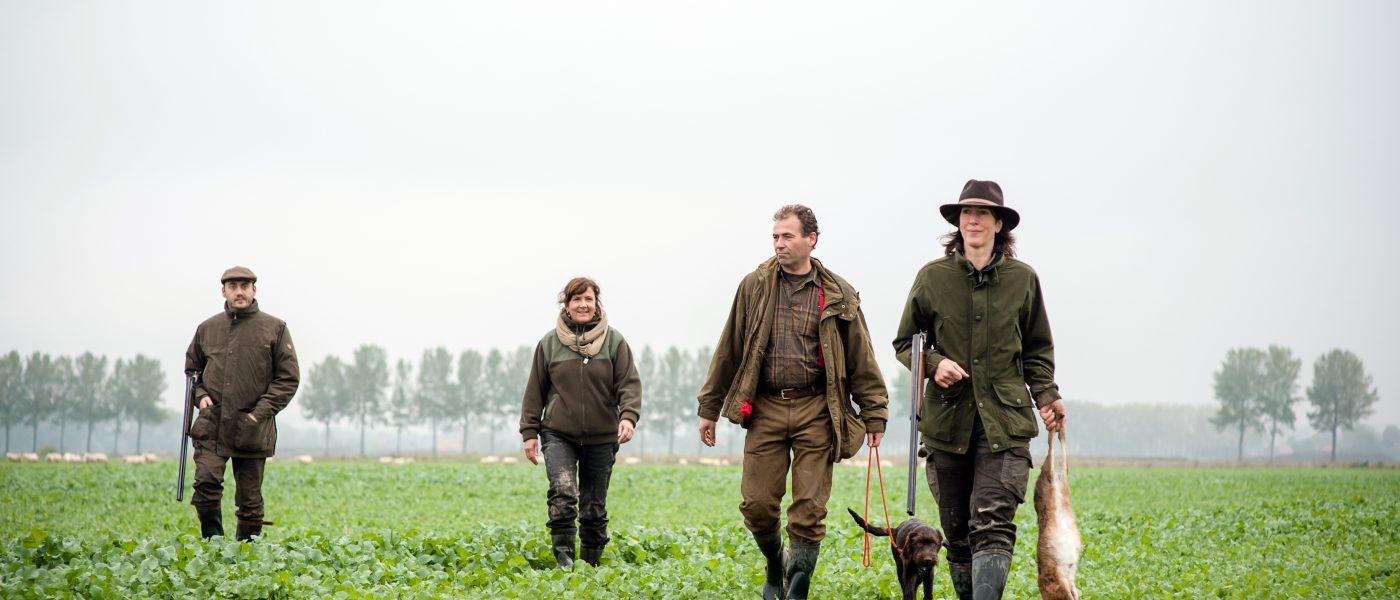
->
xmin=861 ymin=445 xmax=902 ymax=568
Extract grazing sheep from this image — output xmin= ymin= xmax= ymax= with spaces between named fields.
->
xmin=392 ymin=457 xmax=407 ymax=465
xmin=379 ymin=456 xmax=393 ymax=464
xmin=45 ymin=453 xmax=62 ymax=463
xmin=5 ymin=452 xmax=20 ymax=462
xmin=296 ymin=454 xmax=314 ymax=465
xmin=124 ymin=455 xmax=147 ymax=465
xmin=22 ymin=452 xmax=39 ymax=462
xmin=84 ymin=452 xmax=109 ymax=463
xmin=63 ymin=453 xmax=84 ymax=463
xmin=500 ymin=456 xmax=518 ymax=464
xmin=623 ymin=456 xmax=641 ymax=465
xmin=143 ymin=453 xmax=158 ymax=462
xmin=677 ymin=458 xmax=689 ymax=465
xmin=480 ymin=455 xmax=501 ymax=464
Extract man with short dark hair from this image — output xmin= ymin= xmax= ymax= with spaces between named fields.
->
xmin=185 ymin=266 xmax=299 ymax=541
xmin=698 ymin=205 xmax=889 ymax=600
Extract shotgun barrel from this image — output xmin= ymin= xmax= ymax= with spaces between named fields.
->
xmin=906 ymin=332 xmax=926 ymax=516
xmin=176 ymin=375 xmax=195 ymax=501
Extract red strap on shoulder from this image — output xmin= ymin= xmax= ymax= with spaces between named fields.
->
xmin=817 ymin=282 xmax=826 ymax=368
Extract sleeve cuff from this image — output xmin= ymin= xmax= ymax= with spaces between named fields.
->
xmin=862 ymin=419 xmax=886 ymax=433
xmin=1034 ymin=389 xmax=1062 ymax=409
xmin=521 ymin=429 xmax=539 ymax=441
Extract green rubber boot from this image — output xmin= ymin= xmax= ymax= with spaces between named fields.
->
xmin=753 ymin=530 xmax=785 ymax=600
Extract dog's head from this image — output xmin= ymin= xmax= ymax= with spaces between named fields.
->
xmin=899 ymin=523 xmax=945 ymax=570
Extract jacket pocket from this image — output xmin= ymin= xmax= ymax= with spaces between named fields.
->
xmin=189 ymin=407 xmax=217 ymax=441
xmin=541 ymin=393 xmax=560 ymax=428
xmin=919 ymin=398 xmax=957 ymax=442
xmin=837 ymin=402 xmax=865 ymax=460
xmin=232 ymin=413 xmax=275 ymax=454
xmin=994 ymin=382 xmax=1038 ymax=439
xmin=928 ymin=377 xmax=966 ymax=404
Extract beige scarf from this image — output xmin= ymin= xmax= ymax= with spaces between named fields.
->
xmin=555 ymin=308 xmax=609 ymax=358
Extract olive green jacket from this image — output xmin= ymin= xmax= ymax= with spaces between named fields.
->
xmin=519 ymin=324 xmax=642 ymax=446
xmin=185 ymin=300 xmax=300 ymax=458
xmin=894 ymin=253 xmax=1060 ymax=453
xmin=698 ymin=257 xmax=889 ymax=462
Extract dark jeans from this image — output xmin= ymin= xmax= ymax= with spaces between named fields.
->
xmin=540 ymin=431 xmax=618 ymax=548
xmin=925 ymin=415 xmax=1032 ymax=564
xmin=190 ymin=440 xmax=268 ymax=524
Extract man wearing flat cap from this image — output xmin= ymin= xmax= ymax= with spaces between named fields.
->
xmin=893 ymin=180 xmax=1066 ymax=600
xmin=184 ymin=266 xmax=299 ymax=541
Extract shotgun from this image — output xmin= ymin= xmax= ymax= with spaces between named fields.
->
xmin=906 ymin=332 xmax=926 ymax=516
xmin=176 ymin=374 xmax=195 ymax=501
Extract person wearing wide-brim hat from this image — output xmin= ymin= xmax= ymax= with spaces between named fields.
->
xmin=893 ymin=179 xmax=1066 ymax=600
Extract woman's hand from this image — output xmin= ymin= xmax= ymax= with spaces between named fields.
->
xmin=618 ymin=420 xmax=635 ymax=444
xmin=1039 ymin=399 xmax=1066 ymax=432
xmin=524 ymin=438 xmax=540 ymax=465
xmin=933 ymin=358 xmax=969 ymax=388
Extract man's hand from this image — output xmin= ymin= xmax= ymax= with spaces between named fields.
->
xmin=198 ymin=396 xmax=213 ymax=409
xmin=1039 ymin=399 xmax=1066 ymax=432
xmin=699 ymin=418 xmax=717 ymax=447
xmin=524 ymin=438 xmax=540 ymax=465
xmin=933 ymin=358 xmax=969 ymax=388
xmin=867 ymin=431 xmax=883 ymax=449
xmin=618 ymin=420 xmax=635 ymax=444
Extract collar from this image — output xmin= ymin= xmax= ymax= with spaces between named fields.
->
xmin=224 ymin=299 xmax=261 ymax=319
xmin=955 ymin=251 xmax=1003 ymax=287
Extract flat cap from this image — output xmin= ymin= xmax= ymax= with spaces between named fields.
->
xmin=220 ymin=266 xmax=257 ymax=284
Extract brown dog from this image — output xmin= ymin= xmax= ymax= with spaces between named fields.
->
xmin=1034 ymin=428 xmax=1082 ymax=600
xmin=848 ymin=508 xmax=945 ymax=600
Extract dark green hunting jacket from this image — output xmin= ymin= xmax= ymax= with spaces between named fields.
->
xmin=894 ymin=252 xmax=1060 ymax=454
xmin=185 ymin=301 xmax=300 ymax=458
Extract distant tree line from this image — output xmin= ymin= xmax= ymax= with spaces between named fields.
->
xmin=1212 ymin=346 xmax=1380 ymax=461
xmin=299 ymin=344 xmax=729 ymax=457
xmin=0 ymin=350 xmax=169 ymax=454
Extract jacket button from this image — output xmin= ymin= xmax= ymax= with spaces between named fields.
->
xmin=992 ymin=443 xmax=999 ymax=449
xmin=978 ymin=402 xmax=984 ymax=408
xmin=976 ymin=315 xmax=983 ymax=321
xmin=972 ymin=359 xmax=979 ymax=365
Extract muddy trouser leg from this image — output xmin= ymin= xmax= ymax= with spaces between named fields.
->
xmin=928 ymin=445 xmax=975 ymax=600
xmin=969 ymin=418 xmax=1030 ymax=600
xmin=541 ymin=432 xmax=580 ymax=567
xmin=190 ymin=441 xmax=227 ymax=538
xmin=578 ymin=440 xmax=618 ymax=565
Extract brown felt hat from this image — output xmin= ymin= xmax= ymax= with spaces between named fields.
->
xmin=220 ymin=266 xmax=257 ymax=284
xmin=939 ymin=179 xmax=1020 ymax=231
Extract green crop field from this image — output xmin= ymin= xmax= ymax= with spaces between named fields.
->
xmin=1 ymin=460 xmax=1397 ymax=598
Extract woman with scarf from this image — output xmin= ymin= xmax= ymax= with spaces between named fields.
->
xmin=519 ymin=276 xmax=642 ymax=569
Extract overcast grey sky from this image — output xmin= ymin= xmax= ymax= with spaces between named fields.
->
xmin=3 ymin=1 xmax=1397 ymax=431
